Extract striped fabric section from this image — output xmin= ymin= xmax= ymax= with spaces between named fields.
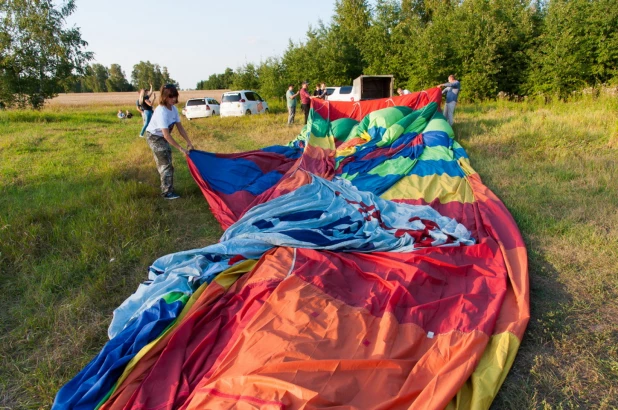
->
xmin=54 ymin=87 xmax=528 ymax=410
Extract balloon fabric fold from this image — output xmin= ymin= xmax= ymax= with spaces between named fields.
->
xmin=54 ymin=87 xmax=528 ymax=410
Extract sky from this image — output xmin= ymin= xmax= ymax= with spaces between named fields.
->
xmin=65 ymin=0 xmax=340 ymax=89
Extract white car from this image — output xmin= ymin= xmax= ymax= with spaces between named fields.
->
xmin=325 ymin=86 xmax=354 ymax=102
xmin=183 ymin=97 xmax=220 ymax=120
xmin=220 ymin=90 xmax=269 ymax=117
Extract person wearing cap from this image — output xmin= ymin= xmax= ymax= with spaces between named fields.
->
xmin=299 ymin=81 xmax=311 ymax=124
xmin=286 ymin=84 xmax=300 ymax=126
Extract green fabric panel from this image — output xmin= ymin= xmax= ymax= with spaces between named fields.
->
xmin=425 ymin=111 xmax=454 ymax=138
xmin=368 ymin=157 xmax=418 ymax=176
xmin=377 ymin=123 xmax=405 ymax=147
xmin=357 ymin=106 xmax=412 ymax=135
xmin=308 ymin=109 xmax=330 ymax=138
xmin=452 ymin=140 xmax=464 ymax=150
xmin=340 ymin=171 xmax=358 ymax=181
xmin=161 ymin=292 xmax=188 ymax=305
xmin=419 ymin=145 xmax=454 ymax=161
xmin=343 ymin=124 xmax=360 ymax=142
xmin=331 ymin=118 xmax=359 ymax=142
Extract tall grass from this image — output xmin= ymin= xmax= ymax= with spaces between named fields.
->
xmin=0 ymin=97 xmax=617 ymax=409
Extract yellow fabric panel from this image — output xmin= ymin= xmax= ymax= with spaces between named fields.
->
xmin=381 ymin=174 xmax=476 ymax=204
xmin=308 ymin=134 xmax=335 ymax=150
xmin=111 ymin=260 xmax=257 ymax=389
xmin=336 ymin=146 xmax=357 ymax=158
xmin=213 ymin=259 xmax=258 ymax=288
xmin=458 ymin=158 xmax=478 ymax=177
xmin=446 ymin=332 xmax=521 ymax=410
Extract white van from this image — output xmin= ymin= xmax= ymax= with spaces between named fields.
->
xmin=326 ymin=86 xmax=354 ymax=102
xmin=182 ymin=98 xmax=220 ymax=120
xmin=220 ymin=90 xmax=269 ymax=117
xmin=326 ymin=76 xmax=394 ymax=102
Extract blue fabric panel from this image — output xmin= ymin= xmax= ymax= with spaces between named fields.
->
xmin=243 ymin=171 xmax=286 ymax=196
xmin=409 ymin=160 xmax=466 ymax=178
xmin=350 ymin=173 xmax=405 ymax=197
xmin=261 ymin=145 xmax=303 ymax=158
xmin=454 ymin=147 xmax=469 ymax=159
xmin=52 ymin=297 xmax=185 ymax=410
xmin=422 ymin=131 xmax=453 ymax=148
xmin=278 ymin=210 xmax=326 ymax=222
xmin=277 ymin=229 xmax=352 ymax=246
xmin=189 ymin=151 xmax=288 ymax=196
xmin=189 ymin=151 xmax=266 ymax=195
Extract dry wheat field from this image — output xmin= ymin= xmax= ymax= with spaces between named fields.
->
xmin=47 ymin=90 xmax=230 ymax=107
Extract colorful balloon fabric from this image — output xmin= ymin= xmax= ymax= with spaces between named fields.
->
xmin=54 ymin=87 xmax=529 ymax=410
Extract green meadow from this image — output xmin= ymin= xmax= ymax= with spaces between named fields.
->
xmin=1 ymin=97 xmax=617 ymax=409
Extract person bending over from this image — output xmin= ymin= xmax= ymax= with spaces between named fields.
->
xmin=144 ymin=84 xmax=195 ymax=200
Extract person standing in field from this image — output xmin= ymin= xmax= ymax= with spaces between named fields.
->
xmin=139 ymin=83 xmax=155 ymax=138
xmin=299 ymin=81 xmax=311 ymax=125
xmin=286 ymin=84 xmax=299 ymax=126
xmin=438 ymin=75 xmax=460 ymax=126
xmin=145 ymin=84 xmax=195 ymax=200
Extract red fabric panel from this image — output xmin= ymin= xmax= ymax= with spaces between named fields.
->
xmin=293 ymin=242 xmax=507 ymax=335
xmin=124 ymin=270 xmax=282 ymax=410
xmin=312 ymin=87 xmax=443 ymax=122
xmin=186 ymin=158 xmax=237 ymax=229
xmin=467 ymin=174 xmax=526 ymax=250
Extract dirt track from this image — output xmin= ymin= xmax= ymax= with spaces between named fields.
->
xmin=47 ymin=90 xmax=230 ymax=106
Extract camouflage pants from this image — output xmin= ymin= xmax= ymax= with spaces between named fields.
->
xmin=146 ymin=132 xmax=174 ymax=195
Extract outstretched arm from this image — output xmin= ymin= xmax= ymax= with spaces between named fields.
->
xmin=175 ymin=122 xmax=195 ymax=153
xmin=161 ymin=124 xmax=192 ymax=156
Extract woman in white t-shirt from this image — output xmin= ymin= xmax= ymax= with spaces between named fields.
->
xmin=145 ymin=84 xmax=195 ymax=200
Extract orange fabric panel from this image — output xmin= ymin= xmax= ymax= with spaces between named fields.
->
xmin=181 ymin=274 xmax=490 ymax=410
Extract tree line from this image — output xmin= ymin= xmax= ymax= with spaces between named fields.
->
xmin=1 ymin=0 xmax=616 ymax=108
xmin=198 ymin=0 xmax=618 ymax=101
xmin=66 ymin=61 xmax=177 ymax=93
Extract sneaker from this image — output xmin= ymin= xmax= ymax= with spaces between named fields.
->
xmin=163 ymin=192 xmax=180 ymax=200
xmin=139 ymin=134 xmax=145 ymax=138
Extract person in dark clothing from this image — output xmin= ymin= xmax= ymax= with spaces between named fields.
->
xmin=139 ymin=83 xmax=155 ymax=138
xmin=438 ymin=75 xmax=461 ymax=126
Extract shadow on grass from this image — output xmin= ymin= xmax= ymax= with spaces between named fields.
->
xmin=492 ymin=242 xmax=575 ymax=409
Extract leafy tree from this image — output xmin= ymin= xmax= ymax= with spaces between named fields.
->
xmin=131 ymin=61 xmax=176 ymax=90
xmin=196 ymin=68 xmax=236 ymax=90
xmin=331 ymin=0 xmax=370 ymax=81
xmin=0 ymin=0 xmax=92 ymax=108
xmin=230 ymin=63 xmax=259 ymax=90
xmin=257 ymin=57 xmax=286 ymax=98
xmin=84 ymin=63 xmax=109 ymax=92
xmin=106 ymin=64 xmax=131 ymax=91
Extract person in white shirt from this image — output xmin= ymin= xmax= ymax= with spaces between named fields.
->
xmin=397 ymin=87 xmax=411 ymax=96
xmin=145 ymin=84 xmax=195 ymax=200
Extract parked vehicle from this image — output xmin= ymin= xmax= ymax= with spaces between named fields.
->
xmin=325 ymin=86 xmax=353 ymax=102
xmin=220 ymin=90 xmax=269 ymax=117
xmin=182 ymin=97 xmax=220 ymax=120
xmin=326 ymin=76 xmax=394 ymax=102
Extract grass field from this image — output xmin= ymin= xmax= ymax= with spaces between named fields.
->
xmin=1 ymin=94 xmax=617 ymax=409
